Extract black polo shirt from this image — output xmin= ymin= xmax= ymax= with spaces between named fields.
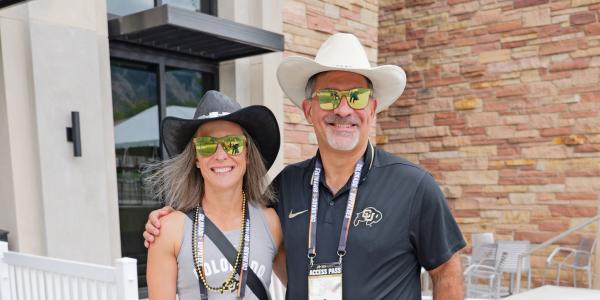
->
xmin=271 ymin=144 xmax=466 ymax=299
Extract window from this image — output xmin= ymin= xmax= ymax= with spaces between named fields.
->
xmin=110 ymin=48 xmax=216 ymax=295
xmin=107 ymin=0 xmax=216 ymax=16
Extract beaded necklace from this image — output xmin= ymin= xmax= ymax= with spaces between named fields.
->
xmin=192 ymin=191 xmax=249 ymax=296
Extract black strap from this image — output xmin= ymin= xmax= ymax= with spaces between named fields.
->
xmin=190 ymin=213 xmax=269 ymax=300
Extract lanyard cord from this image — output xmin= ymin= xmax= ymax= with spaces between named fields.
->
xmin=307 ymin=158 xmax=364 ymax=266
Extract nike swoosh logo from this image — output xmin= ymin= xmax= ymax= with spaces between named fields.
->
xmin=288 ymin=209 xmax=308 ymax=219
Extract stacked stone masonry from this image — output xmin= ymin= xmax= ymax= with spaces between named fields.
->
xmin=378 ymin=0 xmax=600 ymax=288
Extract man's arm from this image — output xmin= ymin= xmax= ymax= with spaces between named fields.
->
xmin=143 ymin=206 xmax=174 ymax=248
xmin=429 ymin=252 xmax=464 ymax=300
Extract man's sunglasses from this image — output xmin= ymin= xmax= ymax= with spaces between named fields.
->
xmin=312 ymin=88 xmax=372 ymax=110
xmin=193 ymin=135 xmax=247 ymax=157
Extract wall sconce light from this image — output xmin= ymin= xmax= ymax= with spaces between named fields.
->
xmin=66 ymin=111 xmax=82 ymax=157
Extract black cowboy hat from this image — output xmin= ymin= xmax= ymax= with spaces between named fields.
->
xmin=160 ymin=90 xmax=280 ymax=169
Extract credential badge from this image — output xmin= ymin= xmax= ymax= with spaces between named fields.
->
xmin=353 ymin=207 xmax=382 ymax=227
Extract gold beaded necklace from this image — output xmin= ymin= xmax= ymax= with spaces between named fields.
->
xmin=192 ymin=191 xmax=248 ymax=294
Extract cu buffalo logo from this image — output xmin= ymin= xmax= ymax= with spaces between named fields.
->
xmin=353 ymin=207 xmax=383 ymax=227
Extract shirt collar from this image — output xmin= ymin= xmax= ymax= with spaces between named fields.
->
xmin=306 ymin=141 xmax=376 ymax=187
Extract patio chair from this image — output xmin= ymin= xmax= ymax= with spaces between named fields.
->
xmin=543 ymin=235 xmax=597 ymax=288
xmin=464 ymin=247 xmax=508 ymax=300
xmin=495 ymin=240 xmax=531 ymax=293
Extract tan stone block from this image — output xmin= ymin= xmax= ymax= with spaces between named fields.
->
xmin=529 ymin=184 xmax=565 ymax=193
xmin=571 ymin=47 xmax=600 ymax=58
xmin=439 ymin=21 xmax=469 ymax=31
xmin=470 ymin=79 xmax=504 ymax=89
xmin=504 ymin=115 xmax=530 ymax=124
xmin=484 ymin=185 xmax=529 ymax=193
xmin=479 ymin=49 xmax=511 ymax=64
xmin=529 ymin=114 xmax=559 ymax=129
xmin=486 ymin=125 xmax=516 ymax=139
xmin=454 ymin=98 xmax=481 ymax=110
xmin=456 ymin=217 xmax=482 ymax=224
xmin=454 ymin=198 xmax=480 ymax=210
xmin=466 ymin=112 xmax=501 ymax=127
xmin=416 ymin=126 xmax=450 ymax=138
xmin=450 ymin=1 xmax=480 ymax=14
xmin=421 ymin=151 xmax=461 ymax=159
xmin=489 ymin=160 xmax=505 ymax=168
xmin=521 ymin=70 xmax=541 ymax=82
xmin=324 ymin=3 xmax=340 ymax=19
xmin=460 ymin=145 xmax=497 ymax=157
xmin=522 ymin=145 xmax=569 ymax=159
xmin=540 ymin=158 xmax=600 ymax=171
xmin=572 ymin=0 xmax=600 ymax=7
xmin=409 ymin=113 xmax=435 ymax=127
xmin=513 ymin=130 xmax=540 ymax=138
xmin=383 ymin=141 xmax=430 ymax=154
xmin=360 ymin=8 xmax=378 ymax=27
xmin=502 ymin=210 xmax=531 ymax=223
xmin=443 ymin=170 xmax=499 ymax=185
xmin=565 ymin=177 xmax=600 ymax=192
xmin=523 ymin=8 xmax=551 ymax=27
xmin=509 ymin=193 xmax=537 ymax=204
xmin=442 ymin=47 xmax=471 ymax=57
xmin=480 ymin=210 xmax=502 ymax=219
xmin=442 ymin=136 xmax=471 ymax=147
xmin=505 ymin=159 xmax=536 ymax=166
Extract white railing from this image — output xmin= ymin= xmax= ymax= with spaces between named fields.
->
xmin=0 ymin=241 xmax=138 ymax=300
xmin=514 ymin=214 xmax=600 ymax=294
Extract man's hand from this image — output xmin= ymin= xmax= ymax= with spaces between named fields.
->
xmin=429 ymin=252 xmax=464 ymax=300
xmin=143 ymin=206 xmax=175 ymax=248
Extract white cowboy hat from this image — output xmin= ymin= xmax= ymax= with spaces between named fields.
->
xmin=277 ymin=33 xmax=406 ymax=113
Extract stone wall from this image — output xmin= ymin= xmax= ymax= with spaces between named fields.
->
xmin=281 ymin=0 xmax=379 ymax=164
xmin=379 ymin=0 xmax=600 ymax=286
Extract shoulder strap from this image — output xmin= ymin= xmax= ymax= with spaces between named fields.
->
xmin=192 ymin=213 xmax=270 ymax=300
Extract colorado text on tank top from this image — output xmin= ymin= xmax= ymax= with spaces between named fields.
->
xmin=177 ymin=203 xmax=276 ymax=300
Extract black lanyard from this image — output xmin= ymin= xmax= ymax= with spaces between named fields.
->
xmin=307 ymin=158 xmax=364 ymax=266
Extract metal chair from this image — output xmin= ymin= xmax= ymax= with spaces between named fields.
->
xmin=543 ymin=235 xmax=597 ymax=288
xmin=496 ymin=240 xmax=532 ymax=293
xmin=464 ymin=246 xmax=508 ymax=300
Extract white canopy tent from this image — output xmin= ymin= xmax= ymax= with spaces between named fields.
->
xmin=114 ymin=105 xmax=196 ymax=149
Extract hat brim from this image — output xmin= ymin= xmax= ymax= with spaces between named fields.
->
xmin=277 ymin=56 xmax=407 ymax=113
xmin=160 ymin=105 xmax=280 ymax=170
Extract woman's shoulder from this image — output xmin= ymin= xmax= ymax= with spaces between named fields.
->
xmin=157 ymin=210 xmax=187 ymax=242
xmin=162 ymin=210 xmax=187 ymax=229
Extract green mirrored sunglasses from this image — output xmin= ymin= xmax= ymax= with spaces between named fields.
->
xmin=312 ymin=88 xmax=372 ymax=110
xmin=193 ymin=135 xmax=247 ymax=157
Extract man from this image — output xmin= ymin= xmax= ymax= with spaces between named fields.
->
xmin=144 ymin=33 xmax=466 ymax=299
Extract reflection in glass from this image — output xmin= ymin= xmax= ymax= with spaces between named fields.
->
xmin=163 ymin=0 xmax=200 ymax=12
xmin=107 ymin=0 xmax=153 ymax=16
xmin=111 ymin=60 xmax=159 ymax=207
xmin=166 ymin=67 xmax=205 ymax=118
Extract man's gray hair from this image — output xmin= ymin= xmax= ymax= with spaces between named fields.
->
xmin=304 ymin=72 xmax=374 ymax=99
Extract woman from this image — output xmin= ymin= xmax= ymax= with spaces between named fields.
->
xmin=146 ymin=90 xmax=284 ymax=299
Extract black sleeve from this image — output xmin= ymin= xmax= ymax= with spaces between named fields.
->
xmin=269 ymin=171 xmax=286 ymax=231
xmin=409 ymin=173 xmax=466 ymax=271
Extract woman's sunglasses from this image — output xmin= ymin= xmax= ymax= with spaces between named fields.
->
xmin=193 ymin=135 xmax=247 ymax=157
xmin=312 ymin=88 xmax=372 ymax=110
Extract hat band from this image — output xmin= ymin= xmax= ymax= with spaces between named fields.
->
xmin=196 ymin=111 xmax=231 ymax=119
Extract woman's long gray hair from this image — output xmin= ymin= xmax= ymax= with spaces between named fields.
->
xmin=143 ymin=130 xmax=274 ymax=212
